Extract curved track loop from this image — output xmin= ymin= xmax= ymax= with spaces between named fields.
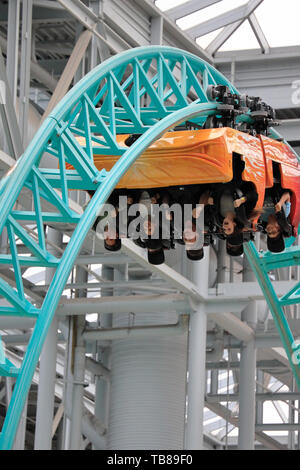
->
xmin=244 ymin=243 xmax=300 ymax=389
xmin=0 ymin=45 xmax=299 ymax=449
xmin=0 ymin=46 xmax=231 ymax=449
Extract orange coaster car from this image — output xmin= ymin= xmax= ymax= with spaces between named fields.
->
xmin=70 ymin=128 xmax=300 ymax=236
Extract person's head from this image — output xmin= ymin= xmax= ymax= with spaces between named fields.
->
xmin=226 ymin=232 xmax=244 ymax=247
xmin=186 ymin=247 xmax=204 ymax=262
xmin=151 ymin=192 xmax=161 ymax=204
xmin=127 ymin=195 xmax=134 ymax=205
xmin=183 ymin=220 xmax=204 ymax=254
xmin=226 ymin=242 xmax=244 ymax=257
xmin=143 ymin=216 xmax=159 ymax=239
xmin=183 ymin=220 xmax=197 ymax=244
xmin=265 ymin=214 xmax=286 ymax=252
xmin=104 ymin=237 xmax=121 ymax=251
xmin=266 ymin=214 xmax=281 ymax=239
xmin=222 ymin=213 xmax=237 ymax=236
xmin=147 ymin=247 xmax=165 ymax=265
xmin=192 ymin=205 xmax=202 ymax=220
xmin=144 ymin=239 xmax=165 ymax=265
xmin=104 ymin=226 xmax=121 ymax=251
xmin=267 ymin=233 xmax=285 ymax=253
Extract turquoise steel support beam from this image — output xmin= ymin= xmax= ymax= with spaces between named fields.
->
xmin=0 ymin=44 xmax=299 ymax=450
xmin=244 ymin=242 xmax=300 ymax=390
xmin=0 ymin=102 xmax=217 ymax=450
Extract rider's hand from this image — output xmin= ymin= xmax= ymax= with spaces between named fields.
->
xmin=234 ymin=198 xmax=245 ymax=208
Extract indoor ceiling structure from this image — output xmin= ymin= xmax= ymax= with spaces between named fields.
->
xmin=0 ymin=0 xmax=299 ymax=451
xmin=156 ymin=0 xmax=300 ymax=138
xmin=155 ymin=0 xmax=300 ymax=55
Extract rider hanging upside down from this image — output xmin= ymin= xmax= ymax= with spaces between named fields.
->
xmin=209 ymin=182 xmax=259 ymax=236
xmin=258 ymin=187 xmax=293 ymax=253
xmin=88 ymin=177 xmax=295 ymax=260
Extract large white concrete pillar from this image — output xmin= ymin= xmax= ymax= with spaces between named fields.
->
xmin=107 ymin=259 xmax=188 ymax=449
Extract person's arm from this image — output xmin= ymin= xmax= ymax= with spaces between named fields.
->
xmin=234 ymin=196 xmax=247 ymax=208
xmin=234 ymin=189 xmax=258 ymax=209
xmin=275 ymin=210 xmax=293 ymax=237
xmin=275 ymin=192 xmax=291 ymax=213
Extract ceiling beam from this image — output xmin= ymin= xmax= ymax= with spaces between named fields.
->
xmin=205 ymin=400 xmax=285 ymax=450
xmin=185 ymin=0 xmax=264 ymax=39
xmin=206 ymin=20 xmax=243 ymax=56
xmin=32 ymin=0 xmax=64 ymax=8
xmin=0 ymin=35 xmax=58 ymax=92
xmin=166 ymin=0 xmax=222 ymax=21
xmin=131 ymin=0 xmax=214 ymax=62
xmin=248 ymin=12 xmax=270 ymax=54
xmin=0 ymin=45 xmax=23 ymax=159
xmin=56 ymin=0 xmax=118 ymax=54
xmin=214 ymin=45 xmax=300 ymax=63
xmin=41 ymin=28 xmax=92 ymax=122
xmin=34 ymin=40 xmax=73 ymax=54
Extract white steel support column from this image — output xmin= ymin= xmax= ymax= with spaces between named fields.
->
xmin=94 ymin=265 xmax=113 ymax=428
xmin=5 ymin=377 xmax=13 ymax=410
xmin=185 ymin=247 xmax=210 ymax=450
xmin=19 ymin=0 xmax=32 ymax=146
xmin=34 ymin=228 xmax=62 ymax=450
xmin=238 ymin=338 xmax=256 ymax=448
xmin=6 ymin=0 xmax=20 ymax=107
xmin=238 ymin=252 xmax=257 ymax=450
xmin=89 ymin=0 xmax=110 ymax=65
xmin=34 ymin=319 xmax=59 ymax=449
xmin=211 ymin=240 xmax=227 ymax=396
xmin=256 ymin=370 xmax=264 ymax=426
xmin=151 ymin=16 xmax=163 ymax=45
xmin=6 ymin=376 xmax=28 ymax=449
xmin=69 ymin=266 xmax=88 ymax=450
xmin=217 ymin=239 xmax=227 ymax=284
xmin=13 ymin=395 xmax=28 ymax=450
xmin=0 ymin=45 xmax=23 ymax=159
xmin=288 ymin=379 xmax=296 ymax=450
xmin=61 ymin=316 xmax=73 ymax=449
xmin=69 ymin=318 xmax=86 ymax=449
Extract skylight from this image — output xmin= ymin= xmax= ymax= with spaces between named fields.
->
xmin=155 ymin=0 xmax=300 ymax=52
xmin=176 ymin=0 xmax=247 ymax=30
xmin=254 ymin=0 xmax=300 ymax=48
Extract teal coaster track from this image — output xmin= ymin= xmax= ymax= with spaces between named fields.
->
xmin=0 ymin=46 xmax=299 ymax=449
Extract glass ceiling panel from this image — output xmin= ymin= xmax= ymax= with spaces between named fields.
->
xmin=156 ymin=0 xmax=300 ymax=51
xmin=255 ymin=0 xmax=300 ymax=48
xmin=219 ymin=20 xmax=261 ymax=51
xmin=176 ymin=0 xmax=247 ymax=30
xmin=196 ymin=28 xmax=224 ymax=49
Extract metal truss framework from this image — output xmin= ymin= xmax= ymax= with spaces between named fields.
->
xmin=0 ymin=45 xmax=238 ymax=449
xmin=159 ymin=0 xmax=268 ymax=55
xmin=0 ymin=0 xmax=300 ymax=451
